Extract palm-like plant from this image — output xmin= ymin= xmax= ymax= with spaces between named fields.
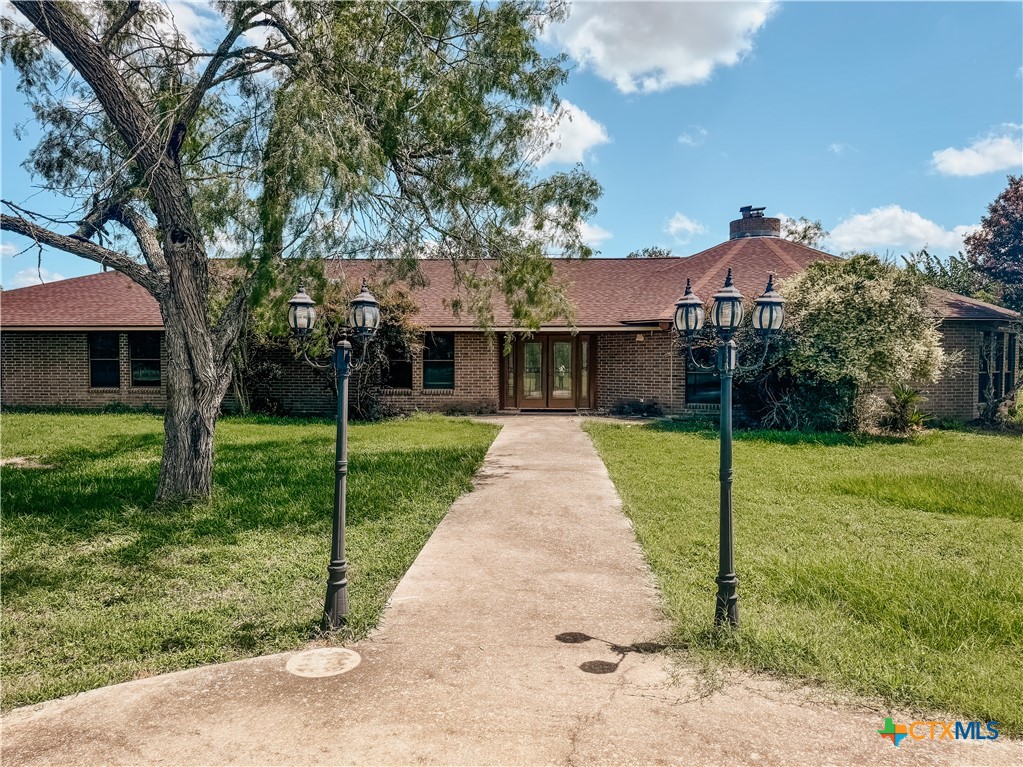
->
xmin=880 ymin=383 xmax=932 ymax=433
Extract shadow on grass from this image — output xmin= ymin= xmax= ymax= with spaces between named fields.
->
xmin=832 ymin=473 xmax=1023 ymax=521
xmin=3 ymin=434 xmax=487 ymax=573
xmin=644 ymin=419 xmax=916 ymax=447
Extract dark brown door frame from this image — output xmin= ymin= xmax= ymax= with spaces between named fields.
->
xmin=503 ymin=334 xmax=595 ymax=410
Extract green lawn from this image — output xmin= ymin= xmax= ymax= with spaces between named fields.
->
xmin=1 ymin=412 xmax=499 ymax=710
xmin=584 ymin=421 xmax=1023 ymax=735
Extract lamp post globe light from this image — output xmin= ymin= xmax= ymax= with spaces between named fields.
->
xmin=673 ymin=268 xmax=785 ymax=629
xmin=287 ymin=278 xmax=381 ymax=631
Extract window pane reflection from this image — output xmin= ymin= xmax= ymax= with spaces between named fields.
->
xmin=553 ymin=342 xmax=572 ymax=398
xmin=523 ymin=343 xmax=543 ymax=399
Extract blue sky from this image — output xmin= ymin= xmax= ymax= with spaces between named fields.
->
xmin=2 ymin=1 xmax=1022 ymax=288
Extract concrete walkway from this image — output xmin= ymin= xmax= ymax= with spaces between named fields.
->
xmin=2 ymin=416 xmax=1019 ymax=766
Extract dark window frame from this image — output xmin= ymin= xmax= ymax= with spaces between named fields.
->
xmin=383 ymin=346 xmax=414 ymax=390
xmin=128 ymin=332 xmax=162 ymax=387
xmin=88 ymin=332 xmax=121 ymax=389
xmin=422 ymin=332 xmax=455 ymax=390
xmin=685 ymin=365 xmax=720 ymax=405
xmin=1006 ymin=333 xmax=1018 ymax=396
xmin=979 ymin=331 xmax=1013 ymax=403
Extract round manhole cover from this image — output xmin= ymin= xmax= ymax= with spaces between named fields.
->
xmin=286 ymin=648 xmax=361 ymax=678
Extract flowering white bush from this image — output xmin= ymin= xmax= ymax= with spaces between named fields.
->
xmin=780 ymin=253 xmax=948 ymax=389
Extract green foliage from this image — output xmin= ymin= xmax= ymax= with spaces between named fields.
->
xmin=626 ymin=246 xmax=673 ymax=259
xmin=610 ymin=399 xmax=664 ymax=417
xmin=234 ymin=276 xmax=422 ymax=421
xmin=585 ymin=420 xmax=1023 ymax=734
xmin=902 ymin=247 xmax=995 ymax=301
xmin=3 ymin=1 xmax=601 ymax=328
xmin=743 ymin=374 xmax=859 ymax=432
xmin=782 ymin=254 xmax=946 ymax=387
xmin=965 ymin=175 xmax=1023 ymax=313
xmin=879 ymin=383 xmax=931 ymax=433
xmin=732 ymin=254 xmax=948 ymax=431
xmin=781 ymin=216 xmax=829 ymax=249
xmin=1 ymin=412 xmax=499 ymax=709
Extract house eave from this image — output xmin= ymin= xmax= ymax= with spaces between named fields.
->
xmin=422 ymin=325 xmax=665 ymax=332
xmin=1 ymin=325 xmax=165 ymax=332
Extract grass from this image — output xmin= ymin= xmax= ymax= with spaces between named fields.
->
xmin=1 ymin=412 xmax=499 ymax=711
xmin=584 ymin=420 xmax=1023 ymax=734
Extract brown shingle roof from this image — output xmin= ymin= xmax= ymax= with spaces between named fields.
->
xmin=3 ymin=238 xmax=1017 ymax=330
xmin=326 ymin=237 xmax=847 ymax=328
xmin=926 ymin=287 xmax=1020 ymax=321
xmin=325 ymin=257 xmax=693 ymax=328
xmin=1 ymin=271 xmax=162 ymax=329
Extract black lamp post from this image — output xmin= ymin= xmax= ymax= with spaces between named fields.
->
xmin=287 ymin=279 xmax=381 ymax=631
xmin=674 ymin=269 xmax=785 ymax=628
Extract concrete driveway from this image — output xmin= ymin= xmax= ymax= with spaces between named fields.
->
xmin=2 ymin=416 xmax=1019 ymax=766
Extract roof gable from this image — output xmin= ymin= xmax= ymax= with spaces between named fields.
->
xmin=1 ymin=271 xmax=162 ymax=329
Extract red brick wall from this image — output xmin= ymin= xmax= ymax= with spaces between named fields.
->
xmin=379 ymin=332 xmax=500 ymax=413
xmin=596 ymin=330 xmax=686 ymax=415
xmin=6 ymin=324 xmax=1011 ymax=422
xmin=227 ymin=331 xmax=502 ymax=416
xmin=1 ymin=331 xmax=167 ymax=410
xmin=917 ymin=320 xmax=1019 ymax=422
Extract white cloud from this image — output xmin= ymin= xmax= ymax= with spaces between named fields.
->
xmin=517 ymin=210 xmax=612 ymax=254
xmin=9 ymin=267 xmax=65 ymax=288
xmin=579 ymin=220 xmax=613 ymax=247
xmin=535 ymin=100 xmax=610 ymax=167
xmin=831 ymin=205 xmax=977 ymax=253
xmin=678 ymin=126 xmax=708 ymax=147
xmin=0 ymin=242 xmax=17 ymax=258
xmin=159 ymin=1 xmax=224 ymax=47
xmin=931 ymin=125 xmax=1023 ymax=176
xmin=665 ymin=212 xmax=707 ymax=243
xmin=828 ymin=142 xmax=850 ymax=155
xmin=547 ymin=1 xmax=776 ymax=93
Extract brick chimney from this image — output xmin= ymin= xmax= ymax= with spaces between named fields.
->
xmin=729 ymin=206 xmax=781 ymax=240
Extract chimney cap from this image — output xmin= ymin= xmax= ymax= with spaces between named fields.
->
xmin=730 ymin=206 xmax=780 ymax=239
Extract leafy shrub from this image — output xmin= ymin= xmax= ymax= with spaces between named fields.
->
xmin=879 ymin=384 xmax=932 ymax=433
xmin=611 ymin=399 xmax=663 ymax=417
xmin=234 ymin=277 xmax=420 ymax=421
xmin=441 ymin=401 xmax=498 ymax=416
xmin=731 ymin=254 xmax=950 ymax=432
xmin=750 ymin=376 xmax=859 ymax=432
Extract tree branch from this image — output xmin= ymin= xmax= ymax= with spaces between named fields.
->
xmin=2 ymin=212 xmax=160 ymax=293
xmin=110 ymin=203 xmax=168 ymax=274
xmin=173 ymin=3 xmax=285 ymax=135
xmin=214 ymin=282 xmax=251 ymax=367
xmin=100 ymin=0 xmax=140 ymax=48
xmin=73 ymin=194 xmax=167 ymax=275
xmin=13 ymin=1 xmax=163 ymax=173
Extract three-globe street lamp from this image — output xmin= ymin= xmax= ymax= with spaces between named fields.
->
xmin=287 ymin=278 xmax=381 ymax=631
xmin=674 ymin=269 xmax=785 ymax=628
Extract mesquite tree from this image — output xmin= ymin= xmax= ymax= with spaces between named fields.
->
xmin=1 ymin=1 xmax=599 ymax=501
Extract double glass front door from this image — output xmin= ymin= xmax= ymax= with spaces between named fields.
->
xmin=505 ymin=335 xmax=592 ymax=409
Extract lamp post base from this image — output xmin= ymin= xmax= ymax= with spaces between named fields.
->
xmin=714 ymin=573 xmax=739 ymax=628
xmin=323 ymin=562 xmax=349 ymax=631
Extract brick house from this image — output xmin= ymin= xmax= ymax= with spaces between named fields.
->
xmin=2 ymin=210 xmax=1018 ymax=421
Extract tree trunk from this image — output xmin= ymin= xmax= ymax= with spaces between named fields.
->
xmin=155 ymin=305 xmax=235 ymax=503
